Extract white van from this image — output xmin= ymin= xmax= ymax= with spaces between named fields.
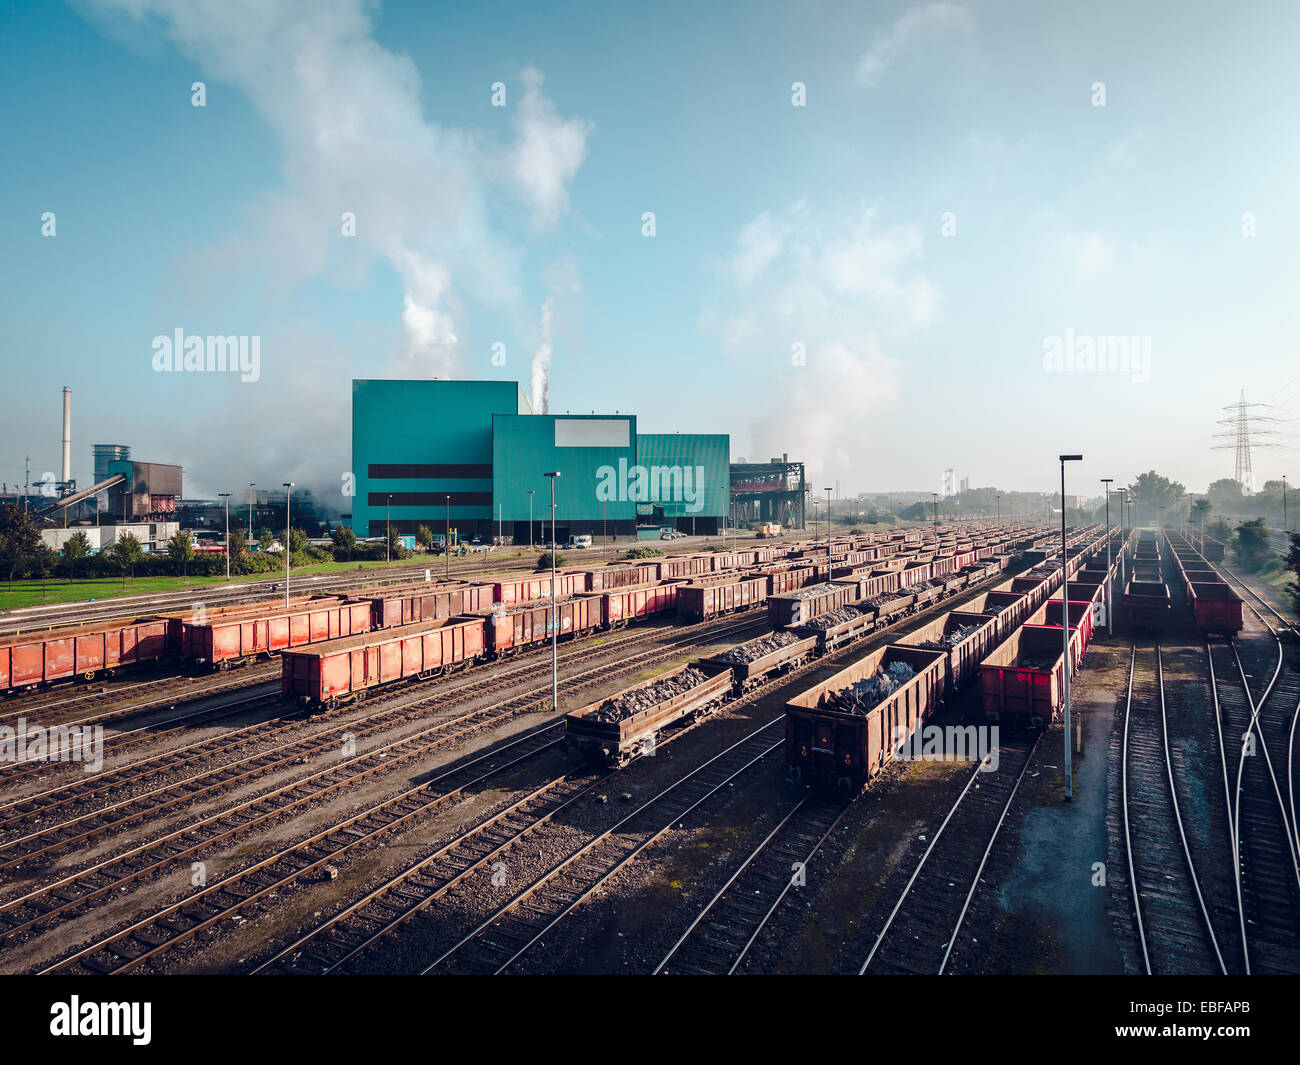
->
xmin=568 ymin=534 xmax=593 ymax=550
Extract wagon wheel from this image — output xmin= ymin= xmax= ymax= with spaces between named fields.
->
xmin=82 ymin=670 xmax=95 ymax=682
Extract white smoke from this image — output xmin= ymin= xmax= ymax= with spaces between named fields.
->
xmin=530 ymin=299 xmax=554 ymax=413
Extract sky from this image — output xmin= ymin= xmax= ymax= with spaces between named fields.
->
xmin=2 ymin=0 xmax=1298 ymax=509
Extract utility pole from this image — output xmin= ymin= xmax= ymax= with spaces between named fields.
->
xmin=1100 ymin=479 xmax=1112 ymax=638
xmin=1059 ymin=455 xmax=1082 ymax=801
xmin=219 ymin=492 xmax=231 ymax=581
xmin=386 ymin=494 xmax=392 ymax=563
xmin=825 ymin=487 xmax=832 ymax=563
xmin=445 ymin=495 xmax=451 ymax=579
xmin=545 ymin=472 xmax=561 ymax=715
xmin=248 ymin=483 xmax=255 ymax=546
xmin=528 ymin=490 xmax=535 ymax=553
xmin=282 ymin=482 xmax=294 ymax=608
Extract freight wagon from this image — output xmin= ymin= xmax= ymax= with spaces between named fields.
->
xmin=1187 ymin=582 xmax=1244 ymax=635
xmin=1123 ymin=581 xmax=1172 ymax=633
xmin=364 ymin=581 xmax=496 ymax=628
xmin=494 ymin=572 xmax=588 ymax=606
xmin=565 ymin=661 xmax=734 ymax=766
xmin=281 ymin=617 xmax=488 ymax=709
xmin=768 ymin=581 xmax=860 ymax=628
xmin=785 ymin=645 xmax=947 ymax=794
xmin=675 ymin=576 xmax=768 ymax=622
xmin=763 ymin=566 xmax=820 ymax=596
xmin=579 ymin=564 xmax=649 ymax=591
xmin=162 ymin=595 xmax=344 ymax=656
xmin=1023 ymin=599 xmax=1093 ymax=670
xmin=180 ymin=597 xmax=373 ymax=669
xmin=898 ymin=610 xmax=999 ymax=697
xmin=601 ymin=582 xmax=680 ymax=627
xmin=792 ymin=604 xmax=877 ymax=652
xmin=980 ymin=627 xmax=1069 ymax=729
xmin=0 ymin=616 xmax=171 ymax=693
xmin=699 ymin=631 xmax=818 ymax=693
xmin=481 ymin=595 xmax=603 ymax=654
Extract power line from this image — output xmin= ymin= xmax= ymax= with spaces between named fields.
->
xmin=1211 ymin=389 xmax=1283 ymax=493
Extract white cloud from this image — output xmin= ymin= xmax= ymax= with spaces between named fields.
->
xmin=855 ymin=3 xmax=974 ymax=87
xmin=706 ymin=204 xmax=938 ymax=486
xmin=511 ymin=67 xmax=594 ymax=227
xmin=1062 ymin=232 xmax=1115 ymax=280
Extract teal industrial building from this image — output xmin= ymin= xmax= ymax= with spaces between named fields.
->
xmin=351 ymin=380 xmax=731 ymax=543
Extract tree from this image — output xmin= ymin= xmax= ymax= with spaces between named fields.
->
xmin=258 ymin=528 xmax=274 ymax=552
xmin=1287 ymin=532 xmax=1300 ymax=617
xmin=0 ymin=504 xmax=41 ymax=591
xmin=61 ymin=531 xmax=90 ymax=580
xmin=167 ymin=530 xmax=195 ymax=576
xmin=110 ymin=533 xmax=144 ymax=586
xmin=416 ymin=524 xmax=434 ymax=553
xmin=228 ymin=528 xmax=248 ymax=558
xmin=333 ymin=526 xmax=357 ymax=562
xmin=538 ymin=551 xmax=566 ymax=570
xmin=1207 ymin=518 xmax=1232 ymax=544
xmin=32 ymin=542 xmax=57 ymax=598
xmin=1233 ymin=518 xmax=1271 ymax=572
xmin=1126 ymin=471 xmax=1186 ymax=525
xmin=289 ymin=527 xmax=309 ymax=554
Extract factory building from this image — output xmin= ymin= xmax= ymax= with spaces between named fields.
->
xmin=351 ymin=380 xmax=730 ymax=542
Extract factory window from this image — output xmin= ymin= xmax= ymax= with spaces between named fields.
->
xmin=368 ymin=464 xmax=492 ymax=479
xmin=367 ymin=492 xmax=492 ymax=506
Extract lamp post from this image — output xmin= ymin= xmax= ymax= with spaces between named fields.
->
xmin=282 ymin=482 xmax=294 ymax=608
xmin=603 ymin=499 xmax=607 ymax=559
xmin=825 ymin=487 xmax=832 ymax=563
xmin=527 ymin=490 xmax=535 ymax=553
xmin=931 ymin=492 xmax=939 ymax=542
xmin=218 ymin=492 xmax=231 ymax=581
xmin=1059 ymin=455 xmax=1082 ymax=801
xmin=545 ymin=472 xmax=561 ymax=715
xmin=248 ymin=483 xmax=255 ymax=545
xmin=386 ymin=494 xmax=392 ymax=563
xmin=1284 ymin=475 xmax=1289 ymax=534
xmin=1117 ymin=489 xmax=1128 ymax=585
xmin=444 ymin=495 xmax=451 ymax=579
xmin=1100 ymin=479 xmax=1112 ymax=638
xmin=996 ymin=493 xmax=1001 ymax=527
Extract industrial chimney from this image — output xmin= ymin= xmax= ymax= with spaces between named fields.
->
xmin=61 ymin=386 xmax=71 ymax=486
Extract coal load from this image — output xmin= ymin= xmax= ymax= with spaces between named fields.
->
xmin=913 ymin=622 xmax=980 ymax=651
xmin=801 ymin=605 xmax=863 ymax=631
xmin=716 ymin=630 xmax=801 ymax=664
xmin=1018 ymin=654 xmax=1058 ymax=670
xmin=824 ymin=661 xmax=916 ymax=715
xmin=789 ymin=582 xmax=841 ymax=600
xmin=590 ymin=667 xmax=709 ymax=724
xmin=861 ymin=595 xmax=892 ymax=610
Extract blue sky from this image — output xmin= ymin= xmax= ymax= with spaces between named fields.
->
xmin=2 ymin=0 xmax=1297 ymax=506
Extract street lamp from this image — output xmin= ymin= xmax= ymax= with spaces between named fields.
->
xmin=1116 ymin=488 xmax=1128 ymax=584
xmin=1059 ymin=454 xmax=1083 ymax=802
xmin=282 ymin=482 xmax=294 ymax=608
xmin=218 ymin=492 xmax=231 ymax=581
xmin=1100 ymin=479 xmax=1112 ymax=638
xmin=386 ymin=494 xmax=393 ymax=563
xmin=445 ymin=495 xmax=451 ymax=579
xmin=825 ymin=487 xmax=832 ymax=563
xmin=545 ymin=472 xmax=561 ymax=715
xmin=1284 ymin=475 xmax=1289 ymax=534
xmin=996 ymin=493 xmax=1001 ymax=527
xmin=247 ymin=483 xmax=255 ymax=545
xmin=603 ymin=498 xmax=608 ymax=559
xmin=931 ymin=492 xmax=939 ymax=542
xmin=527 ymin=490 xmax=535 ymax=552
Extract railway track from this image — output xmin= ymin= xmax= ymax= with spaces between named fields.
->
xmin=859 ymin=736 xmax=1038 ymax=976
xmin=6 ymin=617 xmax=763 ymax=957
xmin=654 ymin=797 xmax=846 ymax=975
xmin=1120 ymin=642 xmax=1226 ymax=974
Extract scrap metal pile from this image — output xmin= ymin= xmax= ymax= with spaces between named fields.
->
xmin=1017 ymin=654 xmax=1058 ymax=670
xmin=801 ymin=605 xmax=865 ymax=631
xmin=823 ymin=661 xmax=916 ymax=715
xmin=589 ymin=667 xmax=709 ymax=724
xmin=912 ymin=621 xmax=980 ymax=650
xmin=789 ymin=582 xmax=843 ymax=599
xmin=715 ymin=630 xmax=802 ymax=663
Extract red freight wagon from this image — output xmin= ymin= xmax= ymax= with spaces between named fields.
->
xmin=601 ymin=582 xmax=680 ymax=627
xmin=675 ymin=576 xmax=767 ymax=622
xmin=494 ymin=572 xmax=588 ymax=606
xmin=1122 ymin=581 xmax=1171 ymax=633
xmin=785 ymin=645 xmax=947 ymax=794
xmin=898 ymin=562 xmax=933 ymax=588
xmin=161 ymin=595 xmax=343 ymax=657
xmin=584 ymin=564 xmax=652 ymax=591
xmin=658 ymin=556 xmax=713 ymax=580
xmin=899 ymin=610 xmax=999 ymax=697
xmin=1009 ymin=576 xmax=1053 ymax=614
xmin=1024 ymin=599 xmax=1093 ymax=669
xmin=0 ymin=617 xmax=171 ymax=692
xmin=481 ymin=595 xmax=603 ymax=655
xmin=765 ymin=566 xmax=818 ymax=596
xmin=768 ymin=581 xmax=860 ymax=628
xmin=364 ymin=581 xmax=495 ymax=628
xmin=980 ymin=627 xmax=1069 ymax=729
xmin=965 ymin=589 xmax=1030 ymax=642
xmin=1188 ymin=582 xmax=1244 ymax=635
xmin=281 ymin=617 xmax=488 ymax=709
xmin=184 ymin=598 xmax=372 ymax=669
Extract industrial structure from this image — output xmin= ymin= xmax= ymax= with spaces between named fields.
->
xmin=729 ymin=456 xmax=805 ymax=529
xmin=351 ymin=380 xmax=734 ymax=541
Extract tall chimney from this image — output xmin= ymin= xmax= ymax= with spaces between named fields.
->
xmin=61 ymin=387 xmax=71 ymax=485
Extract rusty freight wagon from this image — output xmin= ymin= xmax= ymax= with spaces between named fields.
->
xmin=493 ymin=571 xmax=588 ymax=606
xmin=1123 ymin=581 xmax=1172 ymax=633
xmin=1188 ymin=582 xmax=1244 ymax=635
xmin=363 ymin=581 xmax=495 ymax=628
xmin=162 ymin=595 xmax=342 ymax=656
xmin=768 ymin=581 xmax=860 ymax=628
xmin=0 ymin=616 xmax=171 ymax=692
xmin=785 ymin=645 xmax=947 ymax=793
xmin=584 ymin=564 xmax=653 ymax=591
xmin=601 ymin=582 xmax=680 ymax=627
xmin=280 ymin=617 xmax=488 ymax=710
xmin=980 ymin=627 xmax=1069 ymax=729
xmin=675 ymin=575 xmax=768 ymax=622
xmin=792 ymin=604 xmax=876 ymax=652
xmin=700 ymin=630 xmax=818 ymax=692
xmin=898 ymin=610 xmax=999 ymax=697
xmin=481 ymin=595 xmax=603 ymax=655
xmin=763 ymin=565 xmax=819 ymax=596
xmin=1023 ymin=599 xmax=1093 ymax=669
xmin=178 ymin=597 xmax=373 ymax=669
xmin=565 ymin=662 xmax=734 ymax=766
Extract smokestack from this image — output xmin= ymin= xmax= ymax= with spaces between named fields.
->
xmin=61 ymin=387 xmax=71 ymax=485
